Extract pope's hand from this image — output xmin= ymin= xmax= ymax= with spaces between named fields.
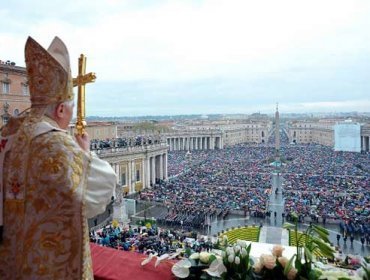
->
xmin=75 ymin=132 xmax=90 ymax=152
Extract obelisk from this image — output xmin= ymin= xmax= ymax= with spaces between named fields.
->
xmin=275 ymin=103 xmax=280 ymax=162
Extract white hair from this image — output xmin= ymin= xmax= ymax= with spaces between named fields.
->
xmin=44 ymin=99 xmax=74 ymax=118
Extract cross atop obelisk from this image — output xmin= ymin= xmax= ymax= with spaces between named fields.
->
xmin=73 ymin=54 xmax=96 ymax=135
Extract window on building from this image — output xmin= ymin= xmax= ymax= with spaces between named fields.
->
xmin=22 ymin=84 xmax=29 ymax=95
xmin=2 ymin=82 xmax=10 ymax=94
xmin=13 ymin=109 xmax=19 ymax=116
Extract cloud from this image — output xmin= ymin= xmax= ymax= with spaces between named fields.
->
xmin=1 ymin=0 xmax=370 ymax=115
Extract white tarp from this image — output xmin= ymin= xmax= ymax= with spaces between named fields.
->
xmin=334 ymin=122 xmax=361 ymax=152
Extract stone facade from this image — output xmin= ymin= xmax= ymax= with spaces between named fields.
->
xmin=95 ymin=143 xmax=168 ymax=194
xmin=165 ymin=121 xmax=272 ymax=151
xmin=69 ymin=122 xmax=118 ymax=140
xmin=0 ymin=61 xmax=31 ymax=126
xmin=287 ymin=119 xmax=370 ymax=152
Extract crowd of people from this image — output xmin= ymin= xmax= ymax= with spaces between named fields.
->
xmin=281 ymin=144 xmax=370 ymax=238
xmin=91 ymin=129 xmax=369 ymax=244
xmin=90 ymin=135 xmax=161 ymax=150
xmin=90 ymin=224 xmax=212 ymax=256
xmin=143 ymin=145 xmax=277 ymax=227
xmin=142 ymin=130 xmax=369 ymax=242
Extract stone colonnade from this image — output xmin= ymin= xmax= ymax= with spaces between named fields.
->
xmin=167 ymin=136 xmax=223 ymax=151
xmin=98 ymin=144 xmax=168 ymax=194
xmin=361 ymin=135 xmax=370 ymax=152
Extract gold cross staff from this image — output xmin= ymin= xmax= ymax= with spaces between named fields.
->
xmin=73 ymin=54 xmax=96 ymax=135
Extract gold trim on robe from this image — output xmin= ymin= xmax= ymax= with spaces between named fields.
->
xmin=0 ymin=115 xmax=116 ymax=279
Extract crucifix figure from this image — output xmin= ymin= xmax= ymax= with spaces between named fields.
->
xmin=73 ymin=54 xmax=96 ymax=135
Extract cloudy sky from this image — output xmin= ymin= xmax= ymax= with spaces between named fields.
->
xmin=1 ymin=0 xmax=370 ymax=116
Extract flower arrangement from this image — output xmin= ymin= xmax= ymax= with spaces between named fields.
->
xmin=252 ymin=245 xmax=299 ymax=280
xmin=282 ymin=212 xmax=335 ymax=279
xmin=359 ymin=256 xmax=370 ymax=280
xmin=145 ymin=212 xmax=365 ymax=280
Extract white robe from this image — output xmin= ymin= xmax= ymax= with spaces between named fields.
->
xmin=0 ymin=114 xmax=116 ymax=279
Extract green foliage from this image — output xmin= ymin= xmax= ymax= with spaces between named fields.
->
xmin=286 ymin=212 xmax=335 ymax=280
xmin=361 ymin=257 xmax=370 ymax=280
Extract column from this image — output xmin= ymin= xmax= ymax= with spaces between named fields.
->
xmin=195 ymin=137 xmax=198 ymax=150
xmin=363 ymin=137 xmax=366 ymax=151
xmin=164 ymin=152 xmax=168 ymax=179
xmin=113 ymin=164 xmax=117 ymax=183
xmin=151 ymin=156 xmax=156 ymax=186
xmin=200 ymin=137 xmax=203 ymax=150
xmin=131 ymin=160 xmax=136 ymax=193
xmin=116 ymin=164 xmax=121 ymax=184
xmin=141 ymin=158 xmax=146 ymax=188
xmin=145 ymin=158 xmax=150 ymax=188
xmin=159 ymin=154 xmax=164 ymax=180
xmin=127 ymin=162 xmax=132 ymax=193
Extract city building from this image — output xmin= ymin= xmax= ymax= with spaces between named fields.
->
xmin=69 ymin=121 xmax=118 ymax=140
xmin=0 ymin=60 xmax=31 ymax=126
xmin=287 ymin=118 xmax=370 ymax=152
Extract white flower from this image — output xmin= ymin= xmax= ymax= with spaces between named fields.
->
xmin=221 ymin=251 xmax=226 ymax=258
xmin=235 ymin=256 xmax=240 ymax=265
xmin=226 ymin=247 xmax=234 ymax=256
xmin=228 ymin=254 xmax=235 ymax=263
xmin=237 ymin=239 xmax=248 ymax=247
xmin=234 ymin=245 xmax=241 ymax=254
xmin=199 ymin=252 xmax=211 ymax=263
xmin=155 ymin=253 xmax=169 ymax=268
xmin=141 ymin=253 xmax=157 ymax=266
xmin=172 ymin=259 xmax=192 ymax=279
xmin=320 ymin=270 xmax=360 ymax=280
xmin=169 ymin=248 xmax=183 ymax=260
xmin=204 ymin=258 xmax=227 ymax=278
xmin=241 ymin=248 xmax=248 ymax=257
xmin=189 ymin=252 xmax=200 ymax=260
